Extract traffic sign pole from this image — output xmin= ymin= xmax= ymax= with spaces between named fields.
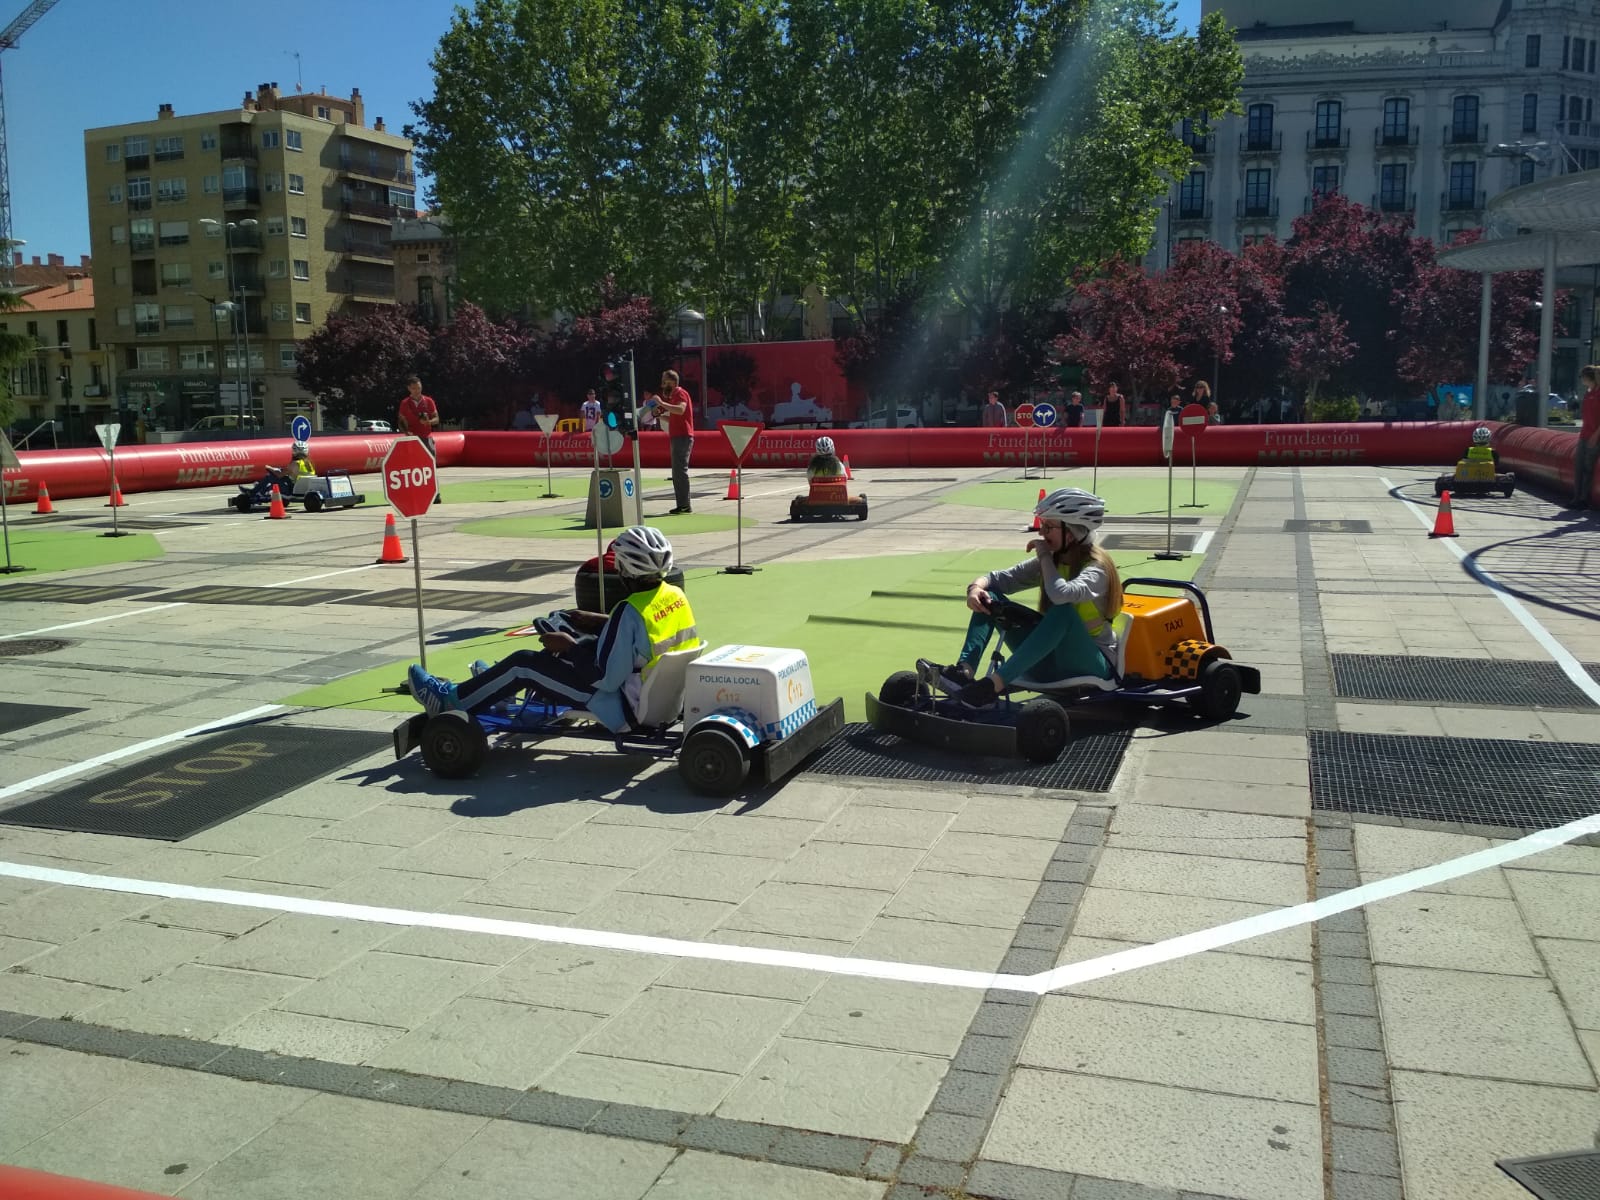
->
xmin=95 ymin=423 xmax=129 ymax=539
xmin=1031 ymin=402 xmax=1058 ymax=482
xmin=411 ymin=519 xmax=427 ymax=669
xmin=382 ymin=437 xmax=442 ymax=668
xmin=593 ymin=429 xmax=606 ymax=612
xmin=1154 ymin=410 xmax=1184 ymax=561
xmin=720 ymin=421 xmax=763 ymax=576
xmin=1178 ymin=403 xmax=1210 ymax=510
xmin=534 ymin=413 xmax=559 ymax=497
xmin=0 ymin=431 xmax=23 ymax=574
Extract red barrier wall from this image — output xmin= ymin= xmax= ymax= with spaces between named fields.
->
xmin=4 ymin=422 xmax=1475 ymax=505
xmin=1491 ymin=423 xmax=1594 ymax=506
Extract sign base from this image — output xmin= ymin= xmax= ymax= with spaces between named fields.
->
xmin=722 ymin=565 xmax=758 ymax=576
xmin=99 ymin=531 xmax=135 ymax=540
xmin=1152 ymin=551 xmax=1186 ymax=561
xmin=0 ymin=564 xmax=33 ymax=574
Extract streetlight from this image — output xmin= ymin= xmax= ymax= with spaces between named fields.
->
xmin=199 ymin=217 xmax=258 ymax=422
xmin=188 ymin=290 xmax=233 ymax=413
xmin=1212 ymin=305 xmax=1229 ymax=400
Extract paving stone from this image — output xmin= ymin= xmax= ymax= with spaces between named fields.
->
xmin=1329 ymin=1124 xmax=1401 ymax=1178
xmin=885 ymin=872 xmax=1039 ymax=929
xmin=920 ymin=832 xmax=1058 ymax=881
xmin=506 ymin=1088 xmax=606 ymax=1130
xmin=814 ymin=805 xmax=954 ymax=849
xmin=1318 ymin=954 xmax=1375 ymax=987
xmin=1074 ymin=1178 xmax=1184 ymax=1199
xmin=913 ymin=1110 xmax=988 ymax=1162
xmin=540 ymin=1052 xmax=735 ymax=1115
xmin=898 ymin=1156 xmax=967 ymax=1188
xmin=131 ymin=1032 xmax=230 ymax=1071
xmin=427 ymin=1079 xmax=521 ymax=1118
xmin=1317 ymin=930 xmax=1369 ymax=959
xmin=968 ymin=1001 xmax=1033 ymax=1039
xmin=1538 ymin=936 xmax=1600 ymax=1030
xmin=1001 ymin=948 xmax=1055 ymax=974
xmin=1365 ymin=892 xmax=1545 ymax=976
xmin=722 ymin=880 xmax=893 ymax=941
xmin=1044 ymin=860 xmax=1092 ymax=884
xmin=1323 ymin=1013 xmax=1384 ymax=1052
xmin=932 ymin=1068 xmax=1007 ymax=1118
xmin=406 ymin=1118 xmax=677 ymax=1200
xmin=1328 ymin=1083 xmax=1393 ymax=1131
xmin=648 ymin=1149 xmax=887 ymax=1198
xmin=676 ymin=1114 xmax=781 ymax=1158
xmin=1325 ymin=1045 xmax=1389 ymax=1089
xmin=1072 ymin=888 xmax=1311 ymax=962
xmin=371 ymin=995 xmax=604 ymax=1089
xmin=1321 ymin=982 xmax=1379 ymax=1017
xmin=581 ymin=987 xmax=798 ymax=1075
xmin=584 ymin=1100 xmax=691 ymax=1144
xmin=1330 ymin=1170 xmax=1403 ymax=1200
xmin=1052 ymin=839 xmax=1100 ymax=863
xmin=772 ymin=841 xmax=925 ymax=892
xmin=786 ymin=975 xmax=981 ymax=1058
xmin=765 ymin=1128 xmax=874 ymax=1174
xmin=1351 ymin=826 xmax=1506 ymax=898
xmin=200 ymin=914 xmax=395 ymax=978
xmin=0 ymin=1042 xmax=148 ymax=1157
xmin=1034 ymin=881 xmax=1085 ymax=907
xmin=223 ymin=1009 xmax=405 ymax=1065
xmin=472 ymin=942 xmax=666 ymax=1016
xmin=966 ymin=1160 xmax=1083 ymax=1200
xmin=344 ymin=1068 xmax=449 ymax=1109
xmin=24 ymin=921 xmax=224 ymax=989
xmin=864 ymin=1142 xmax=904 ymax=1178
xmin=1317 ymin=911 xmax=1367 ymax=935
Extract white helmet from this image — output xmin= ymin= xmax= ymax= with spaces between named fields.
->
xmin=1035 ymin=487 xmax=1105 ymax=534
xmin=815 ymin=436 xmax=836 ymax=457
xmin=1472 ymin=425 xmax=1491 ymax=446
xmin=613 ymin=525 xmax=674 ymax=579
xmin=291 ymin=440 xmax=309 ymax=459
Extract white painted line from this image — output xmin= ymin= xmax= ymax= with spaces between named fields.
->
xmin=1029 ymin=810 xmax=1600 ymax=993
xmin=0 ymin=705 xmax=283 ymax=802
xmin=0 ymin=602 xmax=189 ymax=641
xmin=269 ymin=564 xmax=379 ymax=587
xmin=1381 ymin=477 xmax=1600 ymax=706
xmin=1192 ymin=530 xmax=1215 ymax=555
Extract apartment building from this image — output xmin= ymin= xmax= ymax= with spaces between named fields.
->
xmin=390 ymin=213 xmax=456 ymax=326
xmin=1156 ymin=0 xmax=1600 ymax=260
xmin=2 ymin=274 xmax=112 ymax=446
xmin=83 ymin=83 xmax=416 ymax=432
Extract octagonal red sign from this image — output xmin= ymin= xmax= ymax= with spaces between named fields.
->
xmin=382 ymin=437 xmax=437 ymax=518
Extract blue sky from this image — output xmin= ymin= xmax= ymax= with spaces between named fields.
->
xmin=7 ymin=0 xmax=1202 ymax=266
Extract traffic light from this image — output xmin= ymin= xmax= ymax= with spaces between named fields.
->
xmin=605 ymin=405 xmax=636 ymax=438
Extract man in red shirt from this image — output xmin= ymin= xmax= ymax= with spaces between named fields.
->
xmin=1576 ymin=364 xmax=1600 ymax=508
xmin=398 ymin=375 xmax=439 ymax=451
xmin=657 ymin=369 xmax=696 ymax=514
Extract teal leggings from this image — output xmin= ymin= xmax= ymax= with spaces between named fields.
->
xmin=959 ymin=593 xmax=1112 ymax=684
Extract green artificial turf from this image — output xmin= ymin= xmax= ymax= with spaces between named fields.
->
xmin=944 ymin=475 xmax=1238 ymax=518
xmin=459 ymin=508 xmax=756 ymax=540
xmin=0 ymin=521 xmax=163 ymax=575
xmin=284 ymin=545 xmax=1203 ymax=722
xmin=440 ymin=474 xmax=670 ymax=504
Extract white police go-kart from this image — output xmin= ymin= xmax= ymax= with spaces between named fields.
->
xmin=392 ymin=643 xmax=844 ymax=798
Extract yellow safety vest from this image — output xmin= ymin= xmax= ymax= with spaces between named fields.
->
xmin=1466 ymin=445 xmax=1494 ymax=462
xmin=626 ymin=582 xmax=702 ymax=679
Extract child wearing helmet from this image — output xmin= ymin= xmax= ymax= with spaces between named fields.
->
xmin=407 ymin=526 xmax=702 ymax=731
xmin=925 ymin=488 xmax=1124 ymax=706
xmin=1465 ymin=425 xmax=1499 ymax=468
xmin=807 ymin=436 xmax=844 ymax=481
xmin=260 ymin=441 xmax=316 ymax=491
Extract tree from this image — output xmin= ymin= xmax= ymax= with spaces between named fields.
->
xmin=541 ymin=282 xmax=678 ymax=410
xmin=1285 ymin=301 xmax=1356 ymax=412
xmin=293 ymin=306 xmax=432 ymax=426
xmin=1049 ymin=257 xmax=1186 ymax=405
xmin=425 ymin=302 xmax=538 ymax=429
xmin=1396 ymin=243 xmax=1542 ymax=393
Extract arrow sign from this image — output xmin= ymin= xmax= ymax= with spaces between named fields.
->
xmin=1032 ymin=402 xmax=1057 ymax=429
xmin=290 ymin=415 xmax=312 ymax=443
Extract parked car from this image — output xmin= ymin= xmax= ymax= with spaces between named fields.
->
xmin=770 ymin=392 xmax=834 ymax=427
xmin=850 ymin=406 xmax=923 ymax=429
xmin=191 ymin=413 xmax=263 ymax=432
xmin=356 ymin=419 xmax=395 ymax=433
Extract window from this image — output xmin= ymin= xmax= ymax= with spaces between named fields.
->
xmin=116 ymin=306 xmax=131 ymax=327
xmin=288 ymin=173 xmax=305 ymax=195
xmin=295 ymin=302 xmax=312 ymax=323
xmin=225 ymin=346 xmax=265 ymax=369
xmin=1563 ymin=36 xmax=1570 ymax=71
xmin=415 ymin=251 xmax=431 ymax=264
xmin=1382 ymin=97 xmax=1410 ymax=144
xmin=136 ymin=347 xmax=168 ymax=369
xmin=110 ymin=224 xmax=127 ymax=244
xmin=1448 ymin=160 xmax=1478 ymax=209
xmin=107 ymin=184 xmax=123 ymax=205
xmin=1181 ymin=115 xmax=1209 ymax=152
xmin=154 ymin=135 xmax=183 ymax=161
xmin=157 ymin=220 xmax=189 ymax=246
xmin=263 ymin=172 xmax=283 ymax=192
xmin=1591 ymin=41 xmax=1596 ymax=73
xmin=1245 ymin=104 xmax=1274 ymax=151
xmin=292 ymin=259 xmax=310 ymax=280
xmin=279 ymin=344 xmax=298 ymax=370
xmin=269 ymin=258 xmax=288 ymax=278
xmin=1520 ymin=157 xmax=1537 ymax=185
xmin=130 ymin=218 xmax=154 ymax=252
xmin=265 ymin=216 xmax=286 ymax=236
xmin=1313 ymin=100 xmax=1342 ymax=147
xmin=1244 ymin=168 xmax=1272 ymax=215
xmin=163 ymin=304 xmax=194 ymax=327
xmin=208 ymin=260 xmax=225 ymax=280
xmin=1524 ymin=93 xmax=1540 ymax=133
xmin=156 ymin=177 xmax=187 ymax=203
xmin=1527 ymin=34 xmax=1541 ymax=69
xmin=1312 ymin=165 xmax=1339 ymax=196
xmin=1451 ymin=95 xmax=1480 ymax=142
xmin=388 ymin=186 xmax=413 ymax=209
xmin=200 ymin=132 xmax=217 ymax=151
xmin=260 ymin=130 xmax=280 ymax=149
xmin=1575 ymin=38 xmax=1587 ymax=73
xmin=159 ymin=262 xmax=191 ymax=288
xmin=1379 ymin=162 xmax=1408 ymax=211
xmin=180 ymin=346 xmax=216 ymax=370
xmin=126 ymin=176 xmax=151 ymax=205
xmin=111 ymin=266 xmax=130 ymax=285
xmin=290 ymin=216 xmax=307 ymax=238
xmin=202 ymin=174 xmax=219 ymax=194
xmin=286 ymin=130 xmax=302 ymax=151
xmin=315 ymin=105 xmax=331 ymax=120
xmin=105 ymin=143 xmax=121 ymax=163
xmin=272 ymin=302 xmax=290 ymax=321
xmin=222 ymin=164 xmax=247 ymax=190
xmin=124 ymin=135 xmax=148 ymax=159
xmin=1177 ymin=171 xmax=1206 ymax=218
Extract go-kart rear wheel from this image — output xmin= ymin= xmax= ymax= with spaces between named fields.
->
xmin=303 ymin=491 xmax=324 ymax=513
xmin=1192 ymin=659 xmax=1243 ymax=721
xmin=679 ymin=726 xmax=750 ymax=797
xmin=855 ymin=500 xmax=868 ymax=521
xmin=1434 ymin=478 xmax=1446 ymax=497
xmin=1017 ymin=699 xmax=1070 ymax=763
xmin=232 ymin=495 xmax=253 ymax=513
xmin=420 ymin=711 xmax=488 ymax=779
xmin=878 ymin=670 xmax=918 ymax=708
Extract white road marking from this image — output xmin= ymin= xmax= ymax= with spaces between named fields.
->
xmin=0 ymin=705 xmax=283 ymax=802
xmin=0 ymin=602 xmax=190 ymax=641
xmin=2 ymin=808 xmax=1594 ymax=993
xmin=1381 ymin=476 xmax=1600 ymax=705
xmin=269 ymin=564 xmax=379 ymax=587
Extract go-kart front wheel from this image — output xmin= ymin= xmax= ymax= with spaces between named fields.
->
xmin=1192 ymin=659 xmax=1243 ymax=721
xmin=420 ymin=711 xmax=488 ymax=779
xmin=680 ymin=726 xmax=750 ymax=797
xmin=1017 ymin=698 xmax=1070 ymax=763
xmin=231 ymin=495 xmax=253 ymax=513
xmin=878 ymin=670 xmax=918 ymax=708
xmin=302 ymin=491 xmax=324 ymax=513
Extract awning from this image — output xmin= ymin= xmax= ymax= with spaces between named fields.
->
xmin=1438 ymin=231 xmax=1600 ymax=273
xmin=1484 ymin=169 xmax=1600 ymax=232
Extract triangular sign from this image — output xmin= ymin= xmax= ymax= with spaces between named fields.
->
xmin=534 ymin=413 xmax=559 ymax=434
xmin=719 ymin=420 xmax=763 ymax=462
xmin=94 ymin=423 xmax=122 ymax=452
xmin=0 ymin=432 xmax=18 ymax=471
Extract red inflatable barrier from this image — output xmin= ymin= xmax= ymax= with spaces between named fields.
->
xmin=5 ymin=422 xmax=1476 ymax=506
xmin=1491 ymin=423 xmax=1594 ymax=507
xmin=0 ymin=1166 xmax=170 ymax=1200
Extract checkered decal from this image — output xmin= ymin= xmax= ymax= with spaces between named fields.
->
xmin=768 ymin=699 xmax=818 ymax=741
xmin=1162 ymin=639 xmax=1212 ymax=681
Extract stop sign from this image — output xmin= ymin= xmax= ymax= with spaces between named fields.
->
xmin=1014 ymin=403 xmax=1036 ymax=427
xmin=383 ymin=437 xmax=437 ymax=518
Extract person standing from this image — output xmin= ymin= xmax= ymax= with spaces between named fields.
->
xmin=1206 ymin=400 xmax=1223 ymax=424
xmin=658 ymin=369 xmax=696 ymax=514
xmin=581 ymin=388 xmax=602 ymax=432
xmin=981 ymin=391 xmax=1008 ymax=427
xmin=1575 ymin=364 xmax=1600 ymax=508
xmin=398 ymin=375 xmax=439 ymax=454
xmin=1064 ymin=391 xmax=1085 ymax=427
xmin=1100 ymin=382 xmax=1126 ymax=428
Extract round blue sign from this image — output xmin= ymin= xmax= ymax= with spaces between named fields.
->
xmin=290 ymin=415 xmax=312 ymax=442
xmin=622 ymin=477 xmax=635 ymax=497
xmin=598 ymin=478 xmax=614 ymax=499
xmin=1031 ymin=403 xmax=1057 ymax=428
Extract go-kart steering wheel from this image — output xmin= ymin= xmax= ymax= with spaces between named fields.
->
xmin=987 ymin=597 xmax=1038 ymax=630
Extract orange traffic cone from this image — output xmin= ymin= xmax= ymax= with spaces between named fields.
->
xmin=1429 ymin=490 xmax=1458 ymax=538
xmin=264 ymin=484 xmax=290 ymax=520
xmin=34 ymin=483 xmax=54 ymax=515
xmin=843 ymin=455 xmax=853 ymax=481
xmin=1030 ymin=487 xmax=1046 ymax=531
xmin=724 ymin=470 xmax=740 ymax=501
xmin=375 ymin=512 xmax=407 ymax=563
xmin=105 ymin=480 xmax=126 ymax=508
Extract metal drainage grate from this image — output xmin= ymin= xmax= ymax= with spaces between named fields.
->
xmin=0 ymin=637 xmax=71 ymax=659
xmin=1284 ymin=519 xmax=1373 ymax=534
xmin=161 ymin=585 xmax=362 ymax=607
xmin=1498 ymin=1150 xmax=1600 ymax=1200
xmin=337 ymin=588 xmax=532 ymax=612
xmin=438 ymin=559 xmax=571 ymax=583
xmin=1332 ymin=654 xmax=1597 ymax=711
xmin=0 ymin=582 xmax=159 ymax=604
xmin=1310 ymin=730 xmax=1600 ymax=831
xmin=803 ymin=721 xmax=1131 ymax=792
xmin=1100 ymin=532 xmax=1202 ymax=553
xmin=0 ymin=701 xmax=85 ymax=737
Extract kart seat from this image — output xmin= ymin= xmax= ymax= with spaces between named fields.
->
xmin=631 ymin=645 xmax=705 ymax=728
xmin=1006 ymin=610 xmax=1132 ymax=693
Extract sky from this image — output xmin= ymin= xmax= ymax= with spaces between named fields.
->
xmin=4 ymin=0 xmax=1204 ymax=267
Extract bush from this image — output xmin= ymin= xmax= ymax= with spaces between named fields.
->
xmin=1310 ymin=396 xmax=1361 ymax=423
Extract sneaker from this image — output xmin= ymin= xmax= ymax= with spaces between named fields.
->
xmin=917 ymin=659 xmax=974 ymax=695
xmin=407 ymin=664 xmax=460 ymax=716
xmin=956 ymin=675 xmax=1001 ymax=709
xmin=469 ymin=659 xmax=491 ymax=677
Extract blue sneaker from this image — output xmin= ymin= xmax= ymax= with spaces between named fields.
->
xmin=470 ymin=659 xmax=491 ymax=678
xmin=407 ymin=664 xmax=460 ymax=716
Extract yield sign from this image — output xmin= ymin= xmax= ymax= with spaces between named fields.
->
xmin=383 ymin=437 xmax=438 ymax=518
xmin=719 ymin=420 xmax=763 ymax=462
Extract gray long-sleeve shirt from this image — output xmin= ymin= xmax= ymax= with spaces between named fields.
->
xmin=982 ymin=554 xmax=1118 ymax=658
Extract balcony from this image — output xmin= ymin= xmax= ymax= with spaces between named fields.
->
xmin=1375 ymin=125 xmax=1421 ymax=148
xmin=339 ymin=235 xmax=394 ymax=260
xmin=1372 ymin=191 xmax=1417 ymax=214
xmin=1442 ymin=189 xmax=1487 ymax=212
xmin=129 ymin=236 xmax=155 ymax=256
xmin=232 ymin=273 xmax=266 ymax=294
xmin=336 ymin=157 xmax=417 ymax=186
xmin=342 ymin=198 xmax=409 ymax=221
xmin=1182 ymin=133 xmax=1215 ymax=157
xmin=133 ymin=320 xmax=161 ymax=336
xmin=1236 ymin=198 xmax=1279 ymax=220
xmin=222 ymin=186 xmax=261 ymax=209
xmin=334 ymin=276 xmax=396 ymax=299
xmin=221 ymin=144 xmax=258 ymax=161
xmin=1557 ymin=119 xmax=1600 ymax=140
xmin=1239 ymin=131 xmax=1283 ymax=155
xmin=1307 ymin=129 xmax=1351 ymax=151
xmin=225 ymin=229 xmax=265 ymax=252
xmin=1444 ymin=122 xmax=1489 ymax=146
xmin=123 ymin=154 xmax=150 ymax=170
xmin=127 ymin=196 xmax=152 ymax=212
xmin=154 ymin=148 xmax=184 ymax=163
xmin=1174 ymin=200 xmax=1213 ymax=222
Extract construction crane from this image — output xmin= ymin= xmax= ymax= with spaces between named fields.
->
xmin=0 ymin=0 xmax=62 ymax=288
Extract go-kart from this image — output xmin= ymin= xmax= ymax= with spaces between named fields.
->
xmin=866 ymin=578 xmax=1261 ymax=763
xmin=790 ymin=476 xmax=868 ymax=522
xmin=1434 ymin=454 xmax=1514 ymax=498
xmin=393 ymin=643 xmax=845 ymax=798
xmin=232 ymin=468 xmax=366 ymax=513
